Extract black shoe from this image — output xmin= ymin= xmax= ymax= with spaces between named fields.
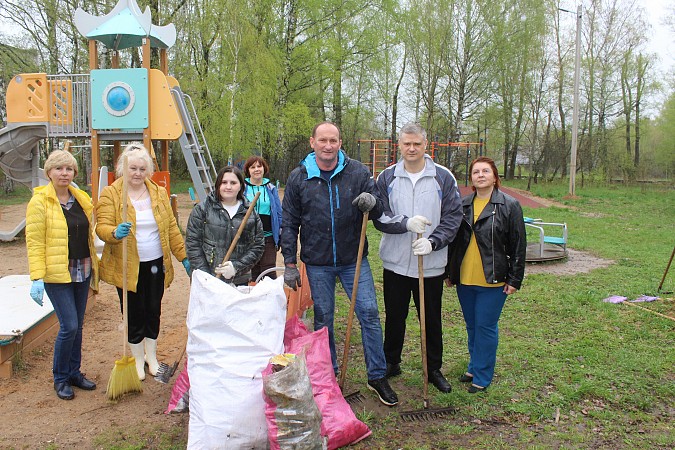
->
xmin=54 ymin=382 xmax=74 ymax=400
xmin=367 ymin=377 xmax=399 ymax=406
xmin=459 ymin=373 xmax=473 ymax=383
xmin=70 ymin=373 xmax=96 ymax=390
xmin=468 ymin=384 xmax=487 ymax=394
xmin=385 ymin=362 xmax=401 ymax=378
xmin=428 ymin=369 xmax=452 ymax=393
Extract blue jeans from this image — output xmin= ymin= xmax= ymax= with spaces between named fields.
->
xmin=457 ymin=284 xmax=507 ymax=388
xmin=44 ymin=276 xmax=90 ymax=384
xmin=305 ymin=259 xmax=387 ymax=380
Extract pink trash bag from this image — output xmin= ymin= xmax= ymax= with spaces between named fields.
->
xmin=165 ymin=360 xmax=190 ymax=414
xmin=283 ymin=316 xmax=371 ymax=449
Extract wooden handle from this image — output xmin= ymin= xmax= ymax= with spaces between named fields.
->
xmin=657 ymin=244 xmax=675 ymax=292
xmin=417 ymin=232 xmax=428 ymax=408
xmin=623 ymin=300 xmax=675 ymax=322
xmin=338 ymin=212 xmax=369 ymax=390
xmin=122 ymin=156 xmax=129 ymax=356
xmin=217 ymin=191 xmax=261 ymax=277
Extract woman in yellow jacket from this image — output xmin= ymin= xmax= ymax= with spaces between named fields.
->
xmin=96 ymin=143 xmax=189 ymax=381
xmin=26 ymin=150 xmax=100 ymax=401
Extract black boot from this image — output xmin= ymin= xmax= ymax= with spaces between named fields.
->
xmin=428 ymin=369 xmax=452 ymax=393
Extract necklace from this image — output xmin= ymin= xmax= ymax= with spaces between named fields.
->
xmin=130 ymin=187 xmax=147 ymax=201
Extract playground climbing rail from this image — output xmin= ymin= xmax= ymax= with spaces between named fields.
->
xmin=171 ymin=86 xmax=217 ymax=203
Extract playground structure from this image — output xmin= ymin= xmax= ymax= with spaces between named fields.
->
xmin=524 ymin=217 xmax=568 ymax=262
xmin=359 ymin=138 xmax=484 ymax=184
xmin=0 ymin=0 xmax=221 ymax=376
xmin=0 ymin=0 xmax=218 ymax=242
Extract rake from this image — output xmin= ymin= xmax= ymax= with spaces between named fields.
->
xmin=399 ymin=235 xmax=455 ymax=421
xmin=338 ymin=212 xmax=369 ymax=405
xmin=657 ymin=244 xmax=674 ymax=294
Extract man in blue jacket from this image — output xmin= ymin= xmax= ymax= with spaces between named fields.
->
xmin=374 ymin=123 xmax=462 ymax=393
xmin=281 ymin=121 xmax=399 ymax=406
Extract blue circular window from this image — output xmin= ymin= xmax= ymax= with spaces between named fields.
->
xmin=106 ymin=86 xmax=131 ymax=111
xmin=102 ymin=81 xmax=136 ymax=116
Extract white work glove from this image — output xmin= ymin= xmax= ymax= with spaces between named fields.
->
xmin=215 ymin=261 xmax=236 ymax=279
xmin=412 ymin=238 xmax=433 ymax=256
xmin=406 ymin=215 xmax=431 ymax=234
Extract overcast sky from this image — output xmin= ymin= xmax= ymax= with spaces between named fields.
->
xmin=643 ymin=0 xmax=674 ymax=74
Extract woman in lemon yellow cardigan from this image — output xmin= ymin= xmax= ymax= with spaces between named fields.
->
xmin=26 ymin=150 xmax=99 ymax=401
xmin=96 ymin=143 xmax=189 ymax=381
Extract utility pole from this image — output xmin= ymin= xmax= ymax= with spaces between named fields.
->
xmin=568 ymin=5 xmax=582 ymax=196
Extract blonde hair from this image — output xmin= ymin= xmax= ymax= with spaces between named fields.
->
xmin=44 ymin=150 xmax=79 ymax=177
xmin=115 ymin=142 xmax=155 ymax=178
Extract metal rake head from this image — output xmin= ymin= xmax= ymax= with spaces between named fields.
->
xmin=154 ymin=361 xmax=177 ymax=384
xmin=399 ymin=406 xmax=456 ymax=422
xmin=344 ymin=390 xmax=365 ymax=405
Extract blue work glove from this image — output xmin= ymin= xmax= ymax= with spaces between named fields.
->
xmin=30 ymin=280 xmax=44 ymax=306
xmin=351 ymin=192 xmax=376 ymax=212
xmin=114 ymin=222 xmax=132 ymax=239
xmin=182 ymin=258 xmax=191 ymax=275
xmin=284 ymin=265 xmax=302 ymax=291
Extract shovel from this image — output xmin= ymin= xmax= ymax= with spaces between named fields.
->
xmin=338 ymin=212 xmax=369 ymax=404
xmin=400 ymin=234 xmax=455 ymax=421
xmin=154 ymin=191 xmax=261 ymax=383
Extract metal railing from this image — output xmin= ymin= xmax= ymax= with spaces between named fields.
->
xmin=46 ymin=74 xmax=91 ymax=138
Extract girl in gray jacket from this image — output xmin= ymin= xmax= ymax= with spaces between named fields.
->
xmin=186 ymin=166 xmax=265 ymax=286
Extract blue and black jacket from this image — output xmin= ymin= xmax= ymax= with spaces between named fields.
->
xmin=281 ymin=150 xmax=382 ymax=267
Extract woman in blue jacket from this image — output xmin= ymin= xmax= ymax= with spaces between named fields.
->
xmin=243 ymin=156 xmax=282 ymax=280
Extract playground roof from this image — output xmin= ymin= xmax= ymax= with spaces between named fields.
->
xmin=74 ymin=0 xmax=176 ymax=50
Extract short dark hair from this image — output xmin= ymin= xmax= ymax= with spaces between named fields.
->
xmin=469 ymin=156 xmax=501 ymax=191
xmin=243 ymin=156 xmax=269 ymax=177
xmin=214 ymin=166 xmax=246 ymax=202
xmin=312 ymin=121 xmax=341 ymax=140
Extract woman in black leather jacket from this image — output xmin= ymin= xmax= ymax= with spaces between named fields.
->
xmin=445 ymin=157 xmax=526 ymax=393
xmin=186 ymin=166 xmax=265 ymax=286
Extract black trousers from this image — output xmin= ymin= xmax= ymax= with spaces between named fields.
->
xmin=117 ymin=256 xmax=165 ymax=344
xmin=383 ymin=269 xmax=445 ymax=371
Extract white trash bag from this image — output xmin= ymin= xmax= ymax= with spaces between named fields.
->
xmin=187 ymin=270 xmax=287 ymax=449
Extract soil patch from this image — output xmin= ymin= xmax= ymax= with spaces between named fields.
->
xmin=526 ymin=249 xmax=614 ymax=276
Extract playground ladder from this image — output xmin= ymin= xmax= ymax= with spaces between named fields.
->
xmin=371 ymin=140 xmax=395 ymax=179
xmin=171 ymin=86 xmax=217 ymax=203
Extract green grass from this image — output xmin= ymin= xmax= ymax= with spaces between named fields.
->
xmin=92 ymin=423 xmax=186 ymax=449
xmin=343 ymin=180 xmax=675 ymax=448
xmin=10 ymin=179 xmax=670 ymax=448
xmin=0 ymin=184 xmax=32 ymax=205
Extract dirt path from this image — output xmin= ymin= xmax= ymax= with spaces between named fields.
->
xmin=0 ymin=191 xmax=612 ymax=448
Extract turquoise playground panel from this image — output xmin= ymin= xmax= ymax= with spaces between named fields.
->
xmin=91 ymin=68 xmax=148 ymax=130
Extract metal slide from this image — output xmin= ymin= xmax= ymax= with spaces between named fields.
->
xmin=171 ymin=86 xmax=217 ymax=203
xmin=0 ymin=123 xmax=48 ymax=241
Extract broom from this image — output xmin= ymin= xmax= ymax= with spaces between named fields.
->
xmin=107 ymin=156 xmax=143 ymax=400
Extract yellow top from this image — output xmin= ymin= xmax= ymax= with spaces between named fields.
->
xmin=460 ymin=196 xmax=505 ymax=287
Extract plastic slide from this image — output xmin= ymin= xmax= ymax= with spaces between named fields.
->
xmin=0 ymin=123 xmax=48 ymax=241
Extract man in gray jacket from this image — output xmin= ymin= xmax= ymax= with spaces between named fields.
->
xmin=373 ymin=123 xmax=462 ymax=392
